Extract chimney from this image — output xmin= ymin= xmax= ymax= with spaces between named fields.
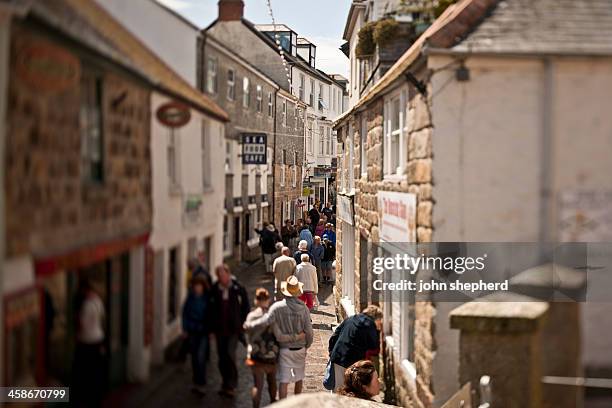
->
xmin=218 ymin=0 xmax=244 ymax=21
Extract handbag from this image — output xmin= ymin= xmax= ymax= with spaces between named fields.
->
xmin=322 ymin=359 xmax=335 ymax=390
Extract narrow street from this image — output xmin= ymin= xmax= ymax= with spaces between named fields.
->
xmin=119 ymin=260 xmax=336 ymax=408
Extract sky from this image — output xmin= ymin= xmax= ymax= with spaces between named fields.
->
xmin=157 ymin=0 xmax=351 ymax=77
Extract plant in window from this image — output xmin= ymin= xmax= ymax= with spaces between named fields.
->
xmin=373 ymin=19 xmax=399 ymax=48
xmin=355 ymin=21 xmax=376 ymax=58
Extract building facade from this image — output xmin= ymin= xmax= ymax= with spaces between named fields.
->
xmin=208 ymin=0 xmax=347 ymax=217
xmin=96 ymin=0 xmax=228 ymax=365
xmin=335 ymin=0 xmax=612 ymax=407
xmin=200 ymin=33 xmax=279 ymax=262
xmin=3 ymin=0 xmax=153 ymax=388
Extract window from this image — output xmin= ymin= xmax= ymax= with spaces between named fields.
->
xmin=167 ymin=129 xmax=179 ymax=186
xmin=332 ymin=86 xmax=337 ymax=113
xmin=227 ymin=69 xmax=235 ymax=100
xmin=80 ymin=73 xmax=103 ymax=183
xmin=242 ymin=77 xmax=250 ymax=108
xmin=307 ymin=120 xmax=313 ymax=153
xmin=206 ymin=57 xmax=218 ymax=94
xmin=326 ymin=127 xmax=332 ymax=155
xmin=256 ymin=85 xmax=263 ymax=113
xmin=361 ymin=115 xmax=367 ymax=177
xmin=294 ymin=105 xmax=299 ymax=131
xmin=309 ymin=79 xmax=315 ymax=106
xmin=294 ymin=151 xmax=298 ymax=166
xmin=319 ymin=126 xmax=325 ymax=155
xmin=267 ymin=92 xmax=273 ymax=117
xmin=280 ymin=164 xmax=286 ymax=186
xmin=167 ymin=246 xmax=179 ymax=323
xmin=280 ymin=149 xmax=286 ymax=186
xmin=282 ymin=99 xmax=287 ymax=126
xmin=225 ymin=140 xmax=232 ymax=173
xmin=202 ymin=120 xmax=211 ymax=188
xmin=384 ymin=89 xmax=408 ymax=176
xmin=299 ymin=74 xmax=305 ymax=101
xmin=318 ymin=83 xmax=324 ymax=112
xmin=223 ymin=216 xmax=230 ymax=255
xmin=292 ymin=165 xmax=297 ymax=187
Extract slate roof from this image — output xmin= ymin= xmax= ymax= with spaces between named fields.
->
xmin=21 ymin=0 xmax=228 ymax=121
xmin=452 ymin=0 xmax=612 ymax=55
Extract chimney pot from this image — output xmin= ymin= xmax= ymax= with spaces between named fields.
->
xmin=218 ymin=0 xmax=244 ymax=21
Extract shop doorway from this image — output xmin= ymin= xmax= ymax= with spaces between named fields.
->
xmin=42 ymin=252 xmax=130 ymax=388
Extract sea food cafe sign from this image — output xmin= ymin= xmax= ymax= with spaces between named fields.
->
xmin=377 ymin=191 xmax=416 ymax=242
xmin=242 ymin=133 xmax=267 ymax=165
xmin=156 ymin=101 xmax=191 ymax=128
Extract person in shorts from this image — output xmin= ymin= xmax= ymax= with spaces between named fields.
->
xmin=244 ymin=276 xmax=313 ymax=399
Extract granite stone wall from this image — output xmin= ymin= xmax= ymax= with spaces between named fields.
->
xmin=6 ymin=26 xmax=152 ymax=258
xmin=334 ymin=79 xmax=435 ymax=407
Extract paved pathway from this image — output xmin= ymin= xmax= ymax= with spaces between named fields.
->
xmin=114 ymin=259 xmax=337 ymax=408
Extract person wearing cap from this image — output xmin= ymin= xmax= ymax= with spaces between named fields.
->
xmin=295 ymin=254 xmax=318 ymax=310
xmin=244 ymin=288 xmax=306 ymax=408
xmin=244 ymin=276 xmax=314 ymax=400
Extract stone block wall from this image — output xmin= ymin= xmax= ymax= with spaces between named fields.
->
xmin=334 ymin=79 xmax=436 ymax=407
xmin=6 ymin=25 xmax=152 ymax=259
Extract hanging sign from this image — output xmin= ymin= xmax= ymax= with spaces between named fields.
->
xmin=241 ymin=133 xmax=267 ymax=165
xmin=156 ymin=101 xmax=191 ymax=128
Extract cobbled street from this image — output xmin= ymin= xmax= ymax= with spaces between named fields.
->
xmin=115 ymin=260 xmax=336 ymax=408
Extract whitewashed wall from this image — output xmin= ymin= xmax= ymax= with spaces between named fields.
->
xmin=96 ymin=0 xmax=199 ymax=85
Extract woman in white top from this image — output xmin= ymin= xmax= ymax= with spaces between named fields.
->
xmin=295 ymin=254 xmax=318 ymax=310
xmin=72 ymin=280 xmax=106 ymax=406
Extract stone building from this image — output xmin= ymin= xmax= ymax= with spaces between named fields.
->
xmin=97 ymin=0 xmax=229 ymax=367
xmin=334 ymin=0 xmax=612 ymax=406
xmin=208 ymin=0 xmax=346 ymax=214
xmin=205 ymin=0 xmax=308 ymax=235
xmin=1 ymin=0 xmax=226 ymax=390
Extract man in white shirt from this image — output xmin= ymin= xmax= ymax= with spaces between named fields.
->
xmin=295 ymin=254 xmax=318 ymax=310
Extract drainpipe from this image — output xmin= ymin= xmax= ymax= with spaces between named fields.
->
xmin=539 ymin=58 xmax=554 ymax=247
xmin=272 ymin=88 xmax=278 ymax=225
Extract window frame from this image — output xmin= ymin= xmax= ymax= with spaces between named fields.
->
xmin=227 ymin=68 xmax=235 ymax=101
xmin=319 ymin=125 xmax=325 ymax=155
xmin=267 ymin=92 xmax=273 ymax=117
xmin=360 ymin=115 xmax=367 ymax=178
xmin=206 ymin=57 xmax=218 ymax=95
xmin=383 ymin=87 xmax=408 ymax=178
xmin=242 ymin=76 xmax=250 ymax=109
xmin=256 ymin=85 xmax=263 ymax=113
xmin=80 ymin=72 xmax=104 ymax=184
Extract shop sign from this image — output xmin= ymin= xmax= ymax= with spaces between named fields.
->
xmin=241 ymin=133 xmax=267 ymax=165
xmin=156 ymin=101 xmax=191 ymax=128
xmin=337 ymin=195 xmax=354 ymax=226
xmin=182 ymin=195 xmax=203 ymax=226
xmin=16 ymin=41 xmax=81 ymax=94
xmin=377 ymin=191 xmax=416 ymax=242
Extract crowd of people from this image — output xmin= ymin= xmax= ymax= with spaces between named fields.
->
xmin=175 ymin=201 xmax=384 ymax=407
